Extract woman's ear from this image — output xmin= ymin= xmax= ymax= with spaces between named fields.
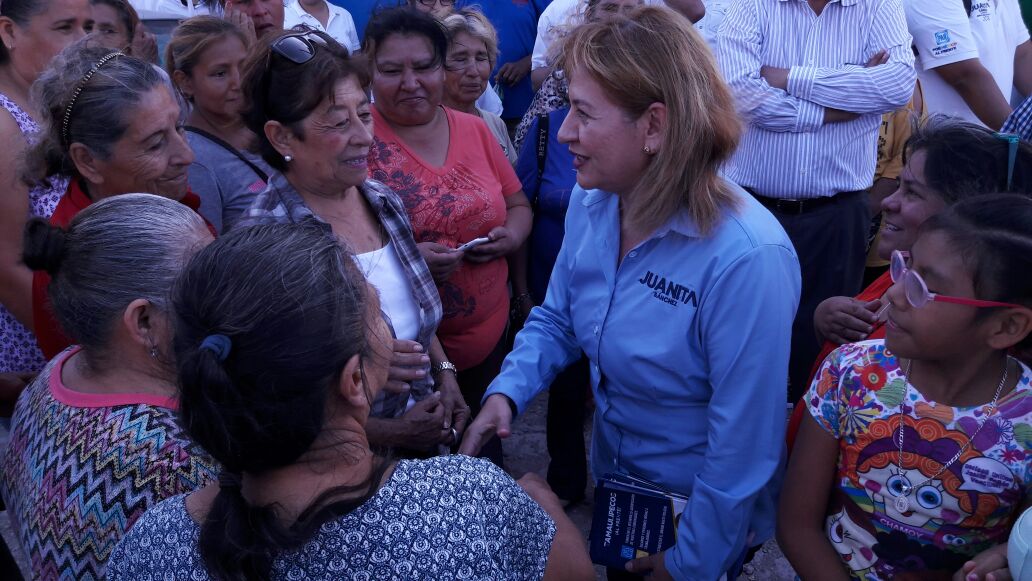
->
xmin=69 ymin=144 xmax=106 ymax=187
xmin=641 ymin=102 xmax=667 ymax=155
xmin=986 ymin=307 xmax=1032 ymax=351
xmin=171 ymin=70 xmax=193 ymax=101
xmin=264 ymin=120 xmax=295 ymax=160
xmin=121 ymin=298 xmax=158 ymax=350
xmin=335 ymin=353 xmax=369 ymax=409
xmin=0 ymin=17 xmax=19 ymax=54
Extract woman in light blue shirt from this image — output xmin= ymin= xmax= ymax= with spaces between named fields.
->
xmin=460 ymin=6 xmax=802 ymax=580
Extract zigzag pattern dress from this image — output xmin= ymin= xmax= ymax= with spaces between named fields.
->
xmin=0 ymin=347 xmax=218 ymax=580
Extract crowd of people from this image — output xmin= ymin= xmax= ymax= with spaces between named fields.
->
xmin=0 ymin=0 xmax=1031 ymax=579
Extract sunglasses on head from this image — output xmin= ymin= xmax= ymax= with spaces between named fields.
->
xmin=272 ymin=31 xmax=329 ymax=65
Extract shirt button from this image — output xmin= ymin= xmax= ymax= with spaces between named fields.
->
xmin=628 ymin=251 xmax=637 ymax=258
xmin=593 ymin=325 xmax=600 ymax=335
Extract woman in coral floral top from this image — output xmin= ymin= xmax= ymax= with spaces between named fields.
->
xmin=364 ymin=8 xmax=531 ymax=464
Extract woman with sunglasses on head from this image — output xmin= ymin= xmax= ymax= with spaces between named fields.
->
xmin=167 ymin=16 xmax=272 ymax=233
xmin=781 ymin=193 xmax=1032 ymax=580
xmin=237 ymin=30 xmax=469 ymax=456
xmin=364 ymin=7 xmax=532 ymax=467
xmin=441 ymin=8 xmax=516 ymax=164
xmin=105 ymin=223 xmax=594 ymax=581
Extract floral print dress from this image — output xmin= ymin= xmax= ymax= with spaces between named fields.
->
xmin=0 ymin=92 xmax=68 ymax=373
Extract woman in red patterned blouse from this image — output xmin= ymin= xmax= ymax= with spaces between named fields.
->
xmin=364 ymin=7 xmax=532 ymax=465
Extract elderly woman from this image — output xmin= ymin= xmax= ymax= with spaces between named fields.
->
xmin=0 ymin=194 xmax=218 ymax=580
xmin=167 ymin=16 xmax=271 ymax=233
xmin=0 ymin=0 xmax=89 ymax=374
xmin=105 ymin=222 xmax=594 ymax=581
xmin=364 ymin=7 xmax=532 ymax=466
xmin=23 ymin=42 xmax=200 ymax=360
xmin=441 ymin=9 xmax=516 ymax=164
xmin=461 ymin=7 xmax=801 ymax=580
xmin=407 ymin=0 xmax=504 ymax=117
xmin=237 ymin=30 xmax=467 ymax=454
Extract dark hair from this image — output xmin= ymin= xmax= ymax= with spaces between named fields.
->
xmin=24 ymin=39 xmax=168 ymax=182
xmin=88 ymin=0 xmax=138 ymax=44
xmin=921 ymin=194 xmax=1032 ymax=348
xmin=240 ymin=29 xmax=369 ymax=172
xmin=173 ymin=222 xmax=389 ymax=580
xmin=361 ymin=7 xmax=448 ymax=69
xmin=905 ymin=115 xmax=1032 ymax=204
xmin=22 ymin=194 xmax=208 ymax=368
xmin=0 ymin=0 xmax=50 ymax=64
xmin=165 ymin=16 xmax=246 ymax=81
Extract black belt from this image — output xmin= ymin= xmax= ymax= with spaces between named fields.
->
xmin=745 ymin=188 xmax=864 ymax=215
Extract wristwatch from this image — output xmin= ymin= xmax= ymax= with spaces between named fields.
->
xmin=431 ymin=361 xmax=458 ymax=376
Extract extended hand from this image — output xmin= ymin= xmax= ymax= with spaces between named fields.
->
xmin=496 ymin=56 xmax=532 ymax=86
xmin=399 ymin=392 xmax=452 ymax=451
xmin=458 ymin=394 xmax=513 ymax=456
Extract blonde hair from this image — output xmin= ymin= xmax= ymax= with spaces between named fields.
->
xmin=440 ymin=8 xmax=498 ymax=69
xmin=558 ymin=5 xmax=740 ymax=235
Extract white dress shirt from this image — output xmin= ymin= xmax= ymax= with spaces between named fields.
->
xmin=718 ymin=0 xmax=916 ymax=199
xmin=284 ymin=0 xmax=360 ymax=54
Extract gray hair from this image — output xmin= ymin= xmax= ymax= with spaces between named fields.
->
xmin=24 ymin=38 xmax=176 ymax=183
xmin=441 ymin=8 xmax=499 ymax=69
xmin=22 ymin=194 xmax=209 ymax=362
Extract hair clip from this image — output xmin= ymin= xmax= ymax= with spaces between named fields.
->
xmin=200 ymin=334 xmax=232 ymax=361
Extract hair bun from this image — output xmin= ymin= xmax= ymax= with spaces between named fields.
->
xmin=22 ymin=218 xmax=68 ymax=275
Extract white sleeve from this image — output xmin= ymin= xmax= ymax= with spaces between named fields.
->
xmin=343 ymin=11 xmax=361 ymax=54
xmin=904 ymin=0 xmax=979 ymax=71
xmin=476 ymin=84 xmax=504 ymax=116
xmin=1004 ymin=0 xmax=1031 ymax=48
xmin=531 ymin=3 xmax=558 ymax=69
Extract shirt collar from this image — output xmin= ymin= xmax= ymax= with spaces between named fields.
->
xmin=272 ymin=172 xmax=388 ymax=219
xmin=580 ymin=187 xmax=702 ymax=239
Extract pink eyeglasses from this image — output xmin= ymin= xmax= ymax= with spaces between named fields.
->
xmin=890 ymin=250 xmax=1024 ymax=309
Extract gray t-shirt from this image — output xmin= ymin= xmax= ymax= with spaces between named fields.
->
xmin=185 ymin=130 xmax=273 ymax=233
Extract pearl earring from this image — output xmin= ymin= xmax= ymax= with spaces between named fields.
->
xmin=284 ymin=154 xmax=293 ymax=162
xmin=643 ymin=145 xmax=652 ymax=154
xmin=149 ymin=346 xmax=158 ymax=359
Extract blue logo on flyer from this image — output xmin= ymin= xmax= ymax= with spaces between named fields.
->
xmin=620 ymin=546 xmax=635 ymax=560
xmin=934 ymin=29 xmax=950 ymax=45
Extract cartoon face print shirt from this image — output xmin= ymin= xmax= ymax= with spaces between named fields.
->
xmin=807 ymin=340 xmax=1032 ymax=580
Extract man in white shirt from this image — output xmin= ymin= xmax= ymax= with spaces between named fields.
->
xmin=906 ymin=0 xmax=1032 ymax=128
xmin=284 ymin=0 xmax=361 ymax=53
xmin=719 ymin=0 xmax=915 ymax=400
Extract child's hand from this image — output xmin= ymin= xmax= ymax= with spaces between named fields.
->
xmin=953 ymin=543 xmax=1011 ymax=581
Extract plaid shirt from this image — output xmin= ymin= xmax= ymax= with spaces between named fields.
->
xmin=1004 ymin=96 xmax=1032 ymax=142
xmin=239 ymin=172 xmax=443 ymax=419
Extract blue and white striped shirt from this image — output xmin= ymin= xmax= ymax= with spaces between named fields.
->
xmin=718 ymin=0 xmax=916 ymax=199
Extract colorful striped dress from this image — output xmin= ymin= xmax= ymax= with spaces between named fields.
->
xmin=0 ymin=347 xmax=217 ymax=580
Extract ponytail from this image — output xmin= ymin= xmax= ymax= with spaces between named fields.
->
xmin=172 ymin=223 xmax=390 ymax=580
xmin=22 ymin=218 xmax=68 ymax=275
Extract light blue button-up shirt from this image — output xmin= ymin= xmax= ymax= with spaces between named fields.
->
xmin=485 ymin=183 xmax=801 ymax=580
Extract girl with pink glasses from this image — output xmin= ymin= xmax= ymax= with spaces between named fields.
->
xmin=780 ymin=194 xmax=1032 ymax=581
